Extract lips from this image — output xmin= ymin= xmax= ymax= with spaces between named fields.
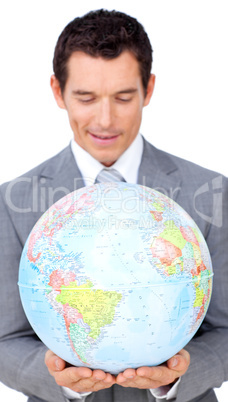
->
xmin=93 ymin=134 xmax=115 ymax=139
xmin=88 ymin=132 xmax=120 ymax=145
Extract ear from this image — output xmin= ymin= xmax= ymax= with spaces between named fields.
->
xmin=50 ymin=75 xmax=66 ymax=109
xmin=143 ymin=74 xmax=156 ymax=107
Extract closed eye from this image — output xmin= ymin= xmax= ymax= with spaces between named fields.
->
xmin=72 ymin=90 xmax=96 ymax=104
xmin=78 ymin=97 xmax=96 ymax=103
xmin=115 ymin=88 xmax=137 ymax=103
xmin=116 ymin=97 xmax=133 ymax=103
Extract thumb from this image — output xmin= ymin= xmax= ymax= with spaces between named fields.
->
xmin=45 ymin=349 xmax=66 ymax=372
xmin=167 ymin=349 xmax=190 ymax=373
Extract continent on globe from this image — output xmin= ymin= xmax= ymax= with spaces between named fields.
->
xmin=46 ymin=268 xmax=122 ymax=364
xmin=18 ymin=183 xmax=213 ymax=374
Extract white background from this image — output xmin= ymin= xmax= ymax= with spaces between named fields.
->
xmin=0 ymin=0 xmax=227 ymax=400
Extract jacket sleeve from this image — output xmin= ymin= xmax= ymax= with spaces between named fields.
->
xmin=0 ymin=185 xmax=71 ymax=402
xmin=175 ymin=175 xmax=228 ymax=401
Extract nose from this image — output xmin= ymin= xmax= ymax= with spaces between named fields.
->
xmin=96 ymin=98 xmax=113 ymax=129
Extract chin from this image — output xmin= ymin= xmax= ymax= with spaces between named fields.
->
xmin=95 ymin=153 xmax=118 ymax=167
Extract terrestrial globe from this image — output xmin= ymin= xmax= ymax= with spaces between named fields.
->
xmin=18 ymin=183 xmax=213 ymax=374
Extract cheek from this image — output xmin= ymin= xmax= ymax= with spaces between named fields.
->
xmin=68 ymin=108 xmax=90 ymax=129
xmin=124 ymin=106 xmax=142 ymax=131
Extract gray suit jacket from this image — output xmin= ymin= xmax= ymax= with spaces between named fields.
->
xmin=0 ymin=138 xmax=227 ymax=402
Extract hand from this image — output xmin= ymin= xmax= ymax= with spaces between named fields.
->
xmin=116 ymin=349 xmax=190 ymax=389
xmin=45 ymin=350 xmax=116 ymax=393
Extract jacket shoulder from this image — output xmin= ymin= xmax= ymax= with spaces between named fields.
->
xmin=0 ymin=145 xmax=74 ymax=193
xmin=0 ymin=145 xmax=75 ymax=242
xmin=143 ymin=138 xmax=225 ymax=181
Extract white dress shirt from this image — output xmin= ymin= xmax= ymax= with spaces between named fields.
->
xmin=70 ymin=132 xmax=143 ymax=186
xmin=63 ymin=133 xmax=180 ymax=400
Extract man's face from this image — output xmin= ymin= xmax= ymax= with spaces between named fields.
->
xmin=51 ymin=51 xmax=155 ymax=166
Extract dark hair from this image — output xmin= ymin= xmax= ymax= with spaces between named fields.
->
xmin=53 ymin=9 xmax=153 ymax=95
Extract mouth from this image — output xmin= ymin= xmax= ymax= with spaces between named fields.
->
xmin=88 ymin=132 xmax=120 ymax=145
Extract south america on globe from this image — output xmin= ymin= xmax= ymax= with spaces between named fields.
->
xmin=18 ymin=183 xmax=213 ymax=374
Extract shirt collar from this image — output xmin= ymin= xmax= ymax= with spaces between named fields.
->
xmin=71 ymin=134 xmax=143 ymax=186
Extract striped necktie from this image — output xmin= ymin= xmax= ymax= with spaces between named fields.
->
xmin=95 ymin=168 xmax=125 ymax=183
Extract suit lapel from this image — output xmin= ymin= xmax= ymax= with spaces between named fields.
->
xmin=39 ymin=145 xmax=85 ymax=211
xmin=138 ymin=138 xmax=182 ymax=202
xmin=39 ymin=140 xmax=182 ymax=208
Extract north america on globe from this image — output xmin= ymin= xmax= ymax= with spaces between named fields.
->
xmin=18 ymin=183 xmax=213 ymax=374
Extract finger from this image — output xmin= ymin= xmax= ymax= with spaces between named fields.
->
xmin=136 ymin=366 xmax=164 ymax=380
xmin=74 ymin=366 xmax=94 ymax=379
xmin=103 ymin=372 xmax=116 ymax=384
xmin=167 ymin=349 xmax=190 ymax=373
xmin=122 ymin=368 xmax=136 ymax=379
xmin=45 ymin=350 xmax=66 ymax=373
xmin=92 ymin=370 xmax=107 ymax=381
xmin=116 ymin=369 xmax=137 ymax=386
xmin=117 ymin=368 xmax=136 ymax=383
xmin=136 ymin=365 xmax=177 ymax=387
xmin=117 ymin=371 xmax=159 ymax=389
xmin=116 ymin=372 xmax=127 ymax=384
xmin=54 ymin=366 xmax=92 ymax=388
xmin=92 ymin=370 xmax=116 ymax=386
xmin=57 ymin=367 xmax=115 ymax=392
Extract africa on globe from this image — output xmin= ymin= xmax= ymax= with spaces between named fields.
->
xmin=18 ymin=183 xmax=213 ymax=374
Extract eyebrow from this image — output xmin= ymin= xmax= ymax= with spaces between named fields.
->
xmin=115 ymin=88 xmax=138 ymax=95
xmin=72 ymin=88 xmax=138 ymax=96
xmin=72 ymin=90 xmax=95 ymax=96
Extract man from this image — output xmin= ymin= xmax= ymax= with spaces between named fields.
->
xmin=0 ymin=9 xmax=227 ymax=402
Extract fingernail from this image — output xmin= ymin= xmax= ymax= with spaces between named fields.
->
xmin=55 ymin=359 xmax=61 ymax=370
xmin=171 ymin=358 xmax=178 ymax=368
